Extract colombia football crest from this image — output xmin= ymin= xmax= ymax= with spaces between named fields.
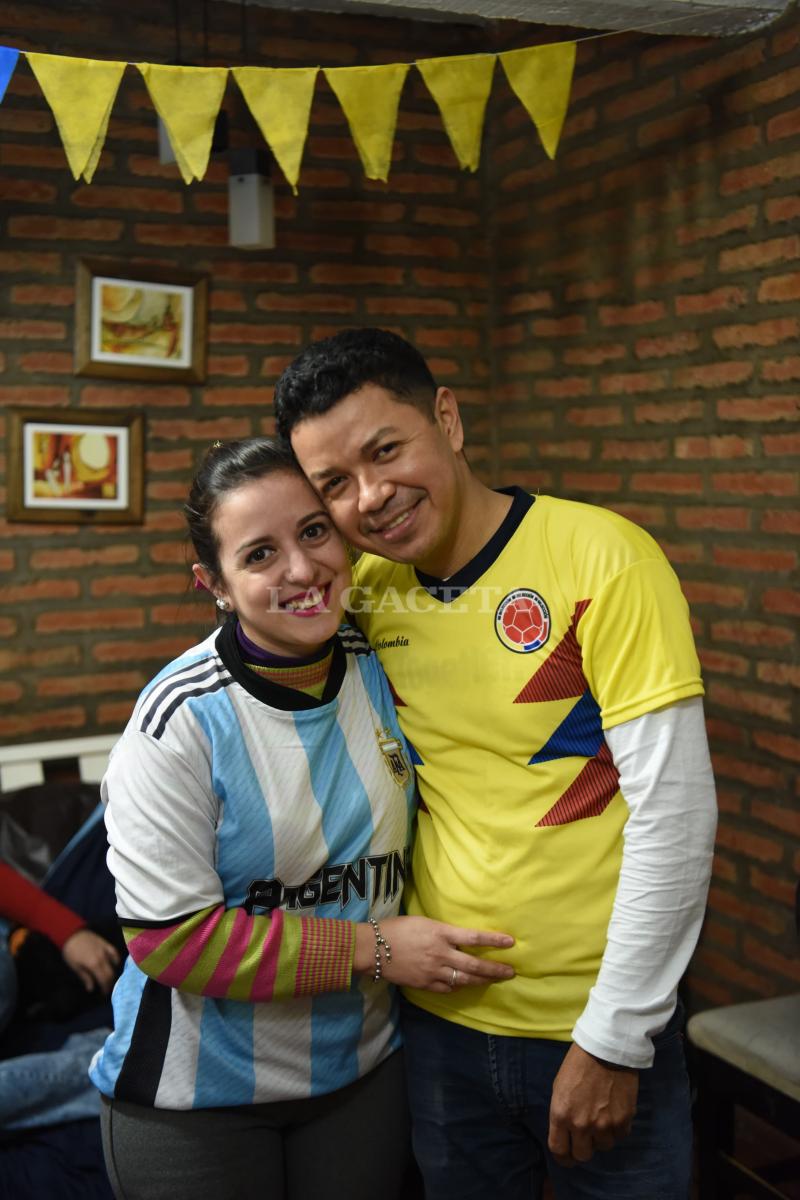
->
xmin=495 ymin=588 xmax=551 ymax=653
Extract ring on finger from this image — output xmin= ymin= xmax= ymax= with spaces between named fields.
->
xmin=450 ymin=967 xmax=458 ymax=989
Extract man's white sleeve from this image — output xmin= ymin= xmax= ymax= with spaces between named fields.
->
xmin=571 ymin=695 xmax=717 ymax=1069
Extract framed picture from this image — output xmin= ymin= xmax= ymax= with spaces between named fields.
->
xmin=74 ymin=258 xmax=208 ymax=382
xmin=6 ymin=408 xmax=144 ymax=524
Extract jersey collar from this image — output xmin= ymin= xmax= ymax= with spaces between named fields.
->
xmin=414 ymin=487 xmax=535 ymax=602
xmin=217 ymin=618 xmax=346 ymax=710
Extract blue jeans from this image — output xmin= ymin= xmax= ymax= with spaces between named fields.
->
xmin=0 ymin=933 xmax=17 ymax=1036
xmin=0 ymin=1028 xmax=110 ymax=1130
xmin=402 ymin=1000 xmax=692 ymax=1200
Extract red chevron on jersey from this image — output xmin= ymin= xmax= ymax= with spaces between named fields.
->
xmin=535 ymin=741 xmax=620 ymax=827
xmin=385 ymin=675 xmax=406 ymax=706
xmin=514 ymin=599 xmax=592 ymax=704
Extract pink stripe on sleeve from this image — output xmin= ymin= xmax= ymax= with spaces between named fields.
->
xmin=205 ymin=907 xmax=251 ymax=996
xmin=156 ymin=906 xmax=227 ymax=988
xmin=250 ymin=907 xmax=284 ymax=1002
xmin=127 ymin=925 xmax=175 ymax=960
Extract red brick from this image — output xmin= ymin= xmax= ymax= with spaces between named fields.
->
xmin=674 ymin=435 xmax=753 ymax=459
xmin=726 ymin=64 xmax=800 ymax=114
xmin=682 ymin=581 xmax=745 ymax=608
xmin=717 ymin=396 xmax=797 ymax=422
xmin=0 ymin=385 xmax=69 ymax=406
xmin=0 ymin=682 xmax=23 ymax=703
xmin=18 ymin=351 xmax=73 ymax=373
xmin=708 ymin=886 xmax=786 ymax=936
xmin=711 ymin=620 xmax=793 ymax=648
xmin=91 ymin=573 xmax=186 ymax=598
xmin=660 ymin=541 xmax=704 ymax=565
xmin=0 ymin=111 xmax=53 ymax=135
xmin=149 ymin=417 xmax=253 ymax=441
xmin=210 ymin=291 xmax=247 ymax=314
xmin=757 ymin=661 xmax=800 ymax=688
xmin=599 ymin=371 xmax=667 ymax=395
xmin=535 ymin=378 xmax=592 ymax=399
xmin=713 ymin=547 xmax=796 ymax=571
xmin=749 ymin=867 xmax=796 ymax=907
xmin=11 ymin=285 xmax=74 ymax=307
xmin=606 ymin=502 xmax=666 ymax=528
xmin=676 ymin=205 xmax=757 ymax=246
xmin=598 ymin=301 xmax=665 ymax=328
xmin=631 ymin=472 xmax=703 ymax=495
xmin=0 ymin=618 xmax=19 ymax=637
xmin=565 ymin=279 xmax=619 ymax=302
xmin=708 ymin=681 xmax=790 ymax=723
xmin=0 ymin=250 xmax=61 ymax=274
xmin=762 ymin=355 xmax=800 ymax=381
xmin=564 ymin=405 xmax=622 ymax=427
xmin=600 ymin=439 xmax=668 ymax=462
xmin=757 ymin=427 xmax=800 ymax=454
xmin=212 ymin=261 xmax=298 ymax=284
xmin=149 ymin=604 xmax=211 ymax=627
xmin=720 ymin=152 xmax=800 ymax=196
xmin=209 ymin=324 xmax=301 ymax=346
xmin=561 ymin=472 xmax=622 ymax=494
xmin=0 ymin=708 xmax=86 ymax=739
xmin=765 ymin=195 xmax=800 ymax=224
xmin=0 ymin=579 xmax=80 ymax=603
xmin=714 ymin=824 xmax=784 ymax=864
xmin=0 ymin=320 xmax=66 ymax=341
xmin=36 ymin=609 xmax=145 ymax=633
xmin=9 ymin=216 xmax=123 ymax=241
xmin=698 ymin=649 xmax=749 ymax=677
xmin=97 ymin=700 xmax=136 ymax=726
xmin=79 ymin=384 xmax=191 ymax=409
xmin=71 ymin=184 xmax=183 ymax=213
xmin=633 ymin=400 xmax=703 ymax=425
xmin=535 ymin=439 xmax=592 ymax=461
xmin=635 ymin=261 xmax=704 ymax=289
xmin=502 ymin=291 xmax=553 ymax=315
xmin=503 ymin=350 xmax=555 ymax=373
xmin=201 ymin=387 xmax=271 ymax=408
xmin=761 ymin=509 xmax=800 ymax=533
xmin=570 ymin=57 xmax=633 ymax=102
xmin=29 ymin=546 xmax=139 ymax=570
xmin=673 ymin=362 xmax=753 ymax=389
xmin=719 ymin=234 xmax=800 ymax=271
xmin=742 ymin=936 xmax=800 ymax=985
xmin=37 ymin=671 xmax=143 ymax=698
xmin=417 ymin=328 xmax=480 ymax=349
xmin=603 ymin=77 xmax=675 ymax=122
xmin=0 ymin=178 xmax=57 ymax=204
xmin=758 ymin=270 xmax=800 ymax=302
xmin=675 ymin=286 xmax=747 ymax=316
xmin=148 ymin=449 xmax=193 ymax=473
xmin=753 ymin=731 xmax=800 ymax=762
xmin=762 ymin=588 xmax=800 ymax=615
xmin=135 ymin=224 xmax=227 ymax=247
xmin=681 ymin=42 xmax=765 ymax=92
xmin=207 ymin=354 xmax=250 ymax=377
xmin=713 ymin=317 xmax=798 ymax=348
xmin=366 ymin=297 xmax=458 ymax=317
xmin=691 ymin=945 xmax=773 ymax=997
xmin=563 ymin=344 xmax=625 ymax=366
xmin=0 ymin=646 xmax=79 ymax=671
xmin=364 ymin=233 xmax=459 ymax=260
xmin=634 ymin=332 xmax=699 ymax=359
xmin=712 ymin=471 xmax=797 ymax=497
xmin=751 ymin=800 xmax=800 ymax=837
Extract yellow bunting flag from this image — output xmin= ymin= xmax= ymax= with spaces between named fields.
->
xmin=233 ymin=66 xmax=318 ymax=194
xmin=417 ymin=53 xmax=495 ymax=172
xmin=137 ymin=63 xmax=228 ymax=184
xmin=324 ymin=63 xmax=409 ymax=182
xmin=499 ymin=41 xmax=577 ymax=160
xmin=26 ymin=52 xmax=126 ymax=182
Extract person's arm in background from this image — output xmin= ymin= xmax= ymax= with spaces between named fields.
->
xmin=547 ymin=696 xmax=717 ymax=1166
xmin=0 ymin=862 xmax=119 ymax=994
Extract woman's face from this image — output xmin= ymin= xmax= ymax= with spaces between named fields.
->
xmin=194 ymin=470 xmax=351 ymax=659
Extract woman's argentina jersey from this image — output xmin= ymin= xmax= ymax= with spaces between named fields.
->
xmin=90 ymin=623 xmax=415 ymax=1110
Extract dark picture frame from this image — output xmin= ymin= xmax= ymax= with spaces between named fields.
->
xmin=6 ymin=407 xmax=145 ymax=525
xmin=74 ymin=258 xmax=208 ymax=383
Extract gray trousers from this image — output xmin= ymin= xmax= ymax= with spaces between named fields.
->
xmin=100 ymin=1049 xmax=410 ymax=1200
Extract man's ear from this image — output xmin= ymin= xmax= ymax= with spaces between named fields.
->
xmin=433 ymin=387 xmax=465 ymax=455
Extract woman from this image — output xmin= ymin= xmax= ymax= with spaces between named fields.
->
xmin=91 ymin=438 xmax=514 ymax=1200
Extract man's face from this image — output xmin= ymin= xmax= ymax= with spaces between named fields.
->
xmin=290 ymin=384 xmax=464 ymax=573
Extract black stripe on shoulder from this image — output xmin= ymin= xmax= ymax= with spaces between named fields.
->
xmin=114 ymin=977 xmax=172 ymax=1106
xmin=138 ymin=658 xmax=222 ymax=734
xmin=150 ymin=675 xmax=233 ymax=741
xmin=339 ymin=626 xmax=371 ymax=656
xmin=118 ymin=907 xmax=214 ymax=931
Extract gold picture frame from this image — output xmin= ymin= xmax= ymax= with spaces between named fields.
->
xmin=6 ymin=408 xmax=145 ymax=525
xmin=75 ymin=258 xmax=208 ymax=382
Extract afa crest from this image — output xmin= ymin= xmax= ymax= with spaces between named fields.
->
xmin=495 ymin=589 xmax=551 ymax=654
xmin=375 ymin=728 xmax=411 ymax=787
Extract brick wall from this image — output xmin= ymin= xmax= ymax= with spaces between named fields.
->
xmin=0 ymin=0 xmax=797 ymax=1010
xmin=0 ymin=0 xmax=492 ymax=737
xmin=488 ymin=14 xmax=800 ymax=1009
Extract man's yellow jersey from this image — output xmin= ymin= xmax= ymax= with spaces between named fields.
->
xmin=351 ymin=490 xmax=704 ymax=1040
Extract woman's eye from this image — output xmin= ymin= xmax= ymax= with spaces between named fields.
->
xmin=301 ymin=522 xmax=329 ymax=541
xmin=246 ymin=546 xmax=272 ymax=564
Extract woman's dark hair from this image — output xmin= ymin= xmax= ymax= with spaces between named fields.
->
xmin=274 ymin=327 xmax=437 ymax=444
xmin=185 ymin=437 xmax=300 ymax=582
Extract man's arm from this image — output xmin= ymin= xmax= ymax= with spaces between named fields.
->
xmin=548 ymin=695 xmax=717 ymax=1166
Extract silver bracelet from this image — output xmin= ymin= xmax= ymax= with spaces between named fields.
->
xmin=368 ymin=916 xmax=392 ymax=983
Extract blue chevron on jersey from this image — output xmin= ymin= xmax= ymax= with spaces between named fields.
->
xmin=529 ymin=689 xmax=605 ymax=765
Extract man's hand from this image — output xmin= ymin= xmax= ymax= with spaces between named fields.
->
xmin=548 ymin=1042 xmax=639 ymax=1167
xmin=62 ymin=929 xmax=120 ymax=994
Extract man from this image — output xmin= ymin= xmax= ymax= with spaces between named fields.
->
xmin=274 ymin=328 xmax=717 ymax=1200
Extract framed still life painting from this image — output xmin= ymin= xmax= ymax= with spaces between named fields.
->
xmin=6 ymin=408 xmax=144 ymax=525
xmin=74 ymin=258 xmax=208 ymax=382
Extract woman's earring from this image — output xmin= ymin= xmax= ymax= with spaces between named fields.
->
xmin=215 ymin=597 xmax=229 ymax=611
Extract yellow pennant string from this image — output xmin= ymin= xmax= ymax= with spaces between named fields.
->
xmin=233 ymin=66 xmax=318 ymax=194
xmin=137 ymin=63 xmax=228 ymax=184
xmin=25 ymin=52 xmax=126 ymax=182
xmin=499 ymin=42 xmax=577 ymax=160
xmin=416 ymin=53 xmax=495 ymax=172
xmin=324 ymin=63 xmax=409 ymax=182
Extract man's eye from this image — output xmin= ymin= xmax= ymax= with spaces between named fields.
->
xmin=375 ymin=443 xmax=397 ymax=458
xmin=323 ymin=476 xmax=345 ymax=495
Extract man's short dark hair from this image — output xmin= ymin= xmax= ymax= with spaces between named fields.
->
xmin=274 ymin=327 xmax=437 ymax=444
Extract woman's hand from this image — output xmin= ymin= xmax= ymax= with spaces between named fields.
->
xmin=62 ymin=929 xmax=121 ymax=994
xmin=354 ymin=916 xmax=514 ymax=992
